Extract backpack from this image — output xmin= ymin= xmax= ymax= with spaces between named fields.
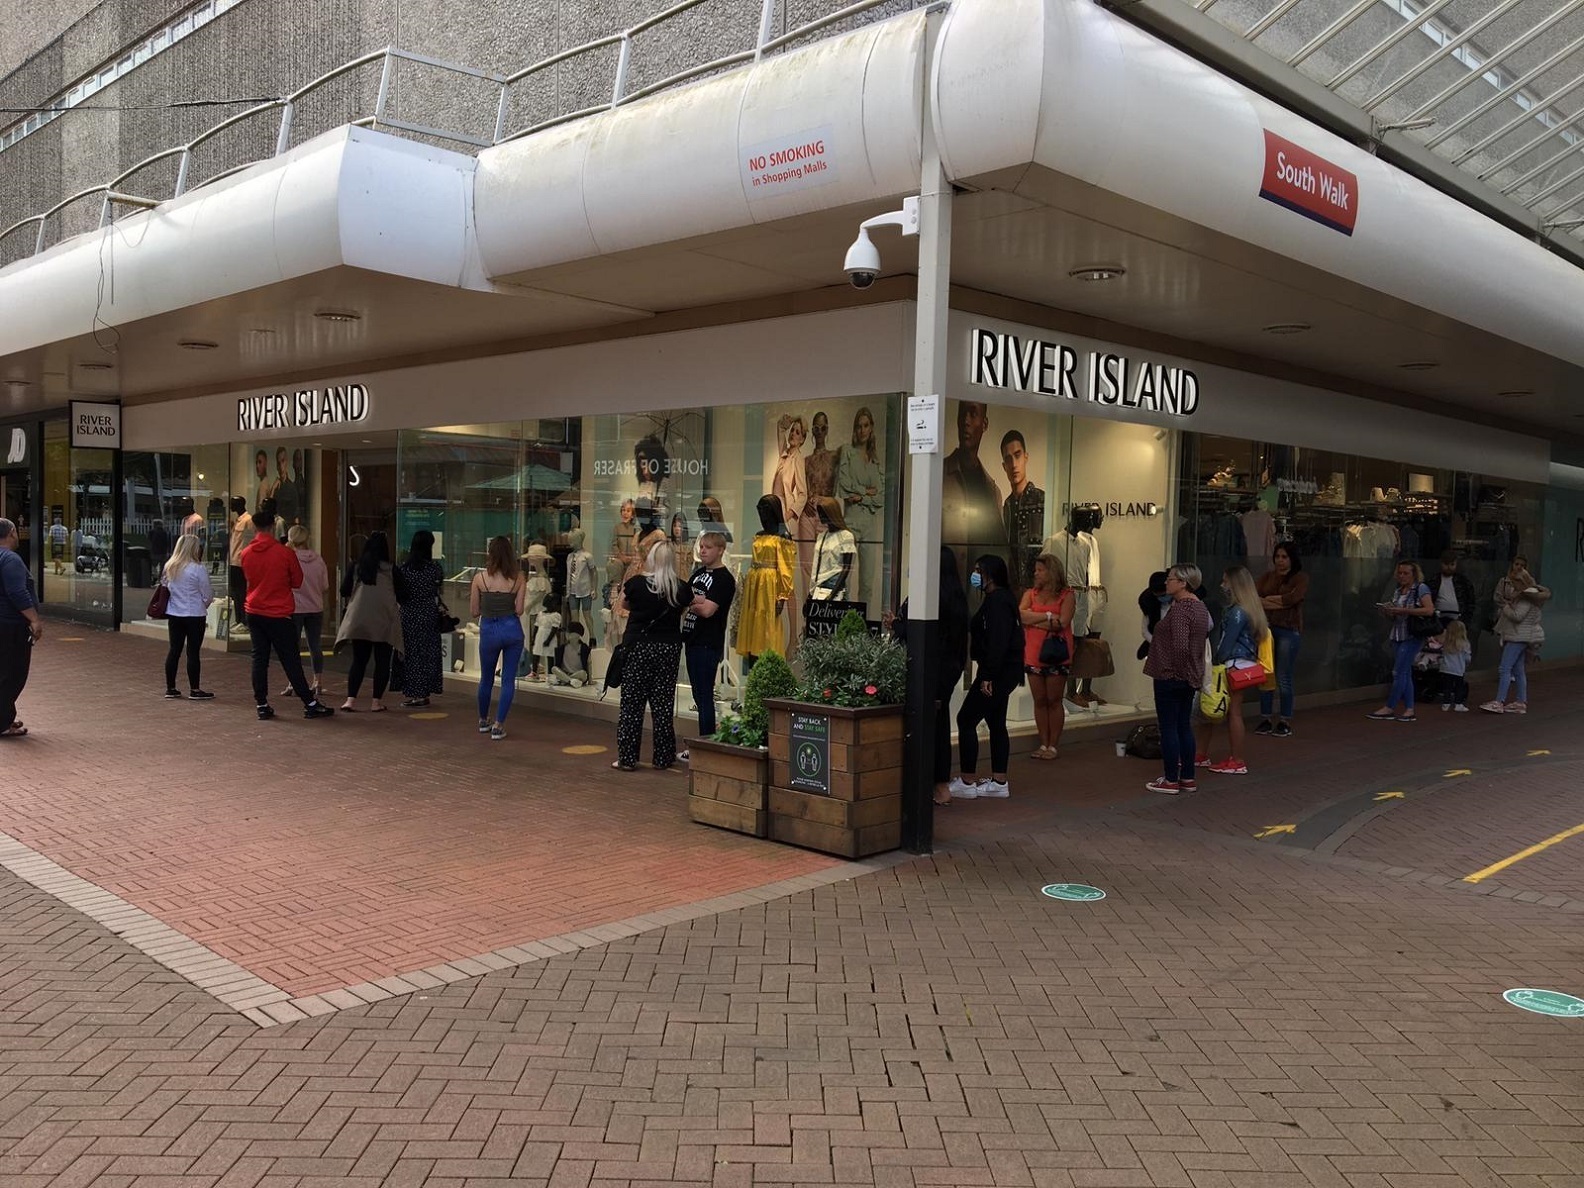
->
xmin=1122 ymin=724 xmax=1162 ymax=760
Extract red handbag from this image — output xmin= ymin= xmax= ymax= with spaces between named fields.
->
xmin=1226 ymin=662 xmax=1266 ymax=691
xmin=146 ymin=583 xmax=170 ymax=620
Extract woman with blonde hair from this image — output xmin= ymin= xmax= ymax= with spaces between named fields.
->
xmin=772 ymin=414 xmax=811 ymax=632
xmin=160 ymin=533 xmax=215 ymax=699
xmin=470 ymin=535 xmax=527 ymax=739
xmin=1200 ymin=564 xmax=1269 ymax=775
xmin=1019 ymin=551 xmax=1075 ymax=759
xmin=613 ymin=537 xmax=689 ymax=771
xmin=1370 ymin=559 xmax=1436 ymax=722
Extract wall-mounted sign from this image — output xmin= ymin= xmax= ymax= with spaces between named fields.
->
xmin=788 ymin=711 xmax=831 ymax=795
xmin=969 ymin=328 xmax=1200 ymax=416
xmin=1061 ymin=500 xmax=1160 ymax=518
xmin=741 ymin=124 xmax=835 ymax=198
xmin=5 ymin=427 xmax=25 ymax=464
xmin=237 ymin=383 xmax=369 ymax=434
xmin=69 ymin=401 xmax=120 ymax=449
xmin=907 ymin=394 xmax=940 ymax=454
xmin=1258 ymin=130 xmax=1358 ymax=236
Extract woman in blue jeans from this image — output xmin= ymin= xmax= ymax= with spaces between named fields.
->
xmin=1481 ymin=556 xmax=1548 ymax=715
xmin=469 ymin=536 xmax=527 ymax=741
xmin=1254 ymin=542 xmax=1309 ymax=738
xmin=1370 ymin=560 xmax=1436 ymax=722
xmin=1142 ymin=563 xmax=1213 ymax=795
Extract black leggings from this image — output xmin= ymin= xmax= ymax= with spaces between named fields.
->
xmin=346 ymin=640 xmax=392 ymax=699
xmin=294 ymin=612 xmax=324 ymax=676
xmin=165 ymin=616 xmax=206 ymax=691
xmin=957 ymin=681 xmax=1012 ymax=775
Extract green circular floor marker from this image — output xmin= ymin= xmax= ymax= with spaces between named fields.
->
xmin=1041 ymin=883 xmax=1106 ymax=902
xmin=409 ymin=712 xmax=448 ymax=721
xmin=1503 ymin=988 xmax=1584 ymax=1017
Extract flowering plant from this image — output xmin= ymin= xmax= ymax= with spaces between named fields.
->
xmin=793 ymin=615 xmax=906 ymax=708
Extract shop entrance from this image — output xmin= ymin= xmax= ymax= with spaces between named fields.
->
xmin=342 ymin=448 xmax=397 ymax=568
xmin=0 ymin=453 xmax=31 ymax=571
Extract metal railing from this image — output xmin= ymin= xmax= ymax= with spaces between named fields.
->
xmin=0 ymin=0 xmax=924 ymax=263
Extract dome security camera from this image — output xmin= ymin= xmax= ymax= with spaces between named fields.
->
xmin=844 ymin=229 xmax=881 ymax=289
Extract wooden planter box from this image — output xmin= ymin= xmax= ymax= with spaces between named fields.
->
xmin=687 ymin=737 xmax=770 ymax=838
xmin=763 ymin=699 xmax=904 ymax=858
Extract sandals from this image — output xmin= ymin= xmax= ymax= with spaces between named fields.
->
xmin=1032 ymin=746 xmax=1059 ymax=761
xmin=0 ymin=723 xmax=28 ymax=738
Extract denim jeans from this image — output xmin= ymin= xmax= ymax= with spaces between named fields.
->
xmin=1257 ymin=627 xmax=1301 ymax=719
xmin=1153 ymin=679 xmax=1196 ymax=783
xmin=477 ymin=615 xmax=525 ymax=723
xmin=1387 ymin=637 xmax=1420 ymax=711
xmin=1497 ymin=640 xmax=1528 ymax=703
xmin=684 ymin=642 xmax=723 ymax=738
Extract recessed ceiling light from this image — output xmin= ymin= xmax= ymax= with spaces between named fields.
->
xmin=77 ymin=360 xmax=114 ymax=371
xmin=1067 ymin=265 xmax=1125 ymax=282
xmin=1499 ymin=390 xmax=1533 ymax=398
xmin=314 ymin=309 xmax=362 ymax=323
xmin=1398 ymin=360 xmax=1438 ymax=371
xmin=1262 ymin=323 xmax=1312 ymax=335
xmin=178 ymin=339 xmax=218 ymax=350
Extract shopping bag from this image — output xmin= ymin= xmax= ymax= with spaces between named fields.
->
xmin=1199 ymin=664 xmax=1228 ymax=722
xmin=1257 ymin=631 xmax=1276 ymax=691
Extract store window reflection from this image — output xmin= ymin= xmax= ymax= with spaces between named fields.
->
xmin=121 ymin=445 xmax=234 ymax=636
xmin=1176 ymin=435 xmax=1542 ymax=694
xmin=42 ymin=421 xmax=116 ymax=626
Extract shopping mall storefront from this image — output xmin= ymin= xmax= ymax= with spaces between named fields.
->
xmin=108 ymin=303 xmax=1563 ymax=730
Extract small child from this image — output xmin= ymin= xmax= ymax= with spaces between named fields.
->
xmin=1438 ymin=620 xmax=1472 ymax=711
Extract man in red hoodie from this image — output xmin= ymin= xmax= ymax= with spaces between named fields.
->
xmin=240 ymin=511 xmax=334 ymax=721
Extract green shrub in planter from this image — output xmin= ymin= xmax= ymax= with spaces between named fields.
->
xmin=713 ymin=647 xmax=796 ymax=749
xmin=795 ymin=627 xmax=907 ymax=709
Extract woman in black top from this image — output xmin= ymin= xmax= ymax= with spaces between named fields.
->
xmin=612 ymin=537 xmax=688 ymax=771
xmin=397 ymin=529 xmax=445 ymax=706
xmin=951 ymin=554 xmax=1021 ymax=799
xmin=887 ymin=545 xmax=969 ymax=806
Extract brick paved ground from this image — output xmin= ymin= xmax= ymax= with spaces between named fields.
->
xmin=2 ymin=631 xmax=1583 ymax=1185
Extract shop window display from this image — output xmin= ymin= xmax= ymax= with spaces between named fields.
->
xmin=120 ymin=443 xmax=307 ymax=640
xmin=423 ymin=401 xmax=901 ymax=730
xmin=940 ymin=400 xmax=1175 ymax=721
xmin=1175 ymin=435 xmax=1543 ymax=695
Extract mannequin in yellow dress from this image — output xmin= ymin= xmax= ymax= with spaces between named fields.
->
xmin=733 ymin=495 xmax=798 ymax=665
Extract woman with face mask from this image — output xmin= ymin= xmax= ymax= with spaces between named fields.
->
xmin=948 ymin=555 xmax=1022 ymax=800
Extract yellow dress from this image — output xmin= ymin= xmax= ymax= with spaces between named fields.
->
xmin=734 ymin=534 xmax=797 ymax=656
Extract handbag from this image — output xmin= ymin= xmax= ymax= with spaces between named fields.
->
xmin=1406 ymin=584 xmax=1440 ymax=639
xmin=146 ymin=581 xmax=170 ymax=620
xmin=1038 ymin=633 xmax=1069 ymax=667
xmin=436 ymin=599 xmax=461 ymax=634
xmin=1226 ymin=661 xmax=1267 ymax=691
xmin=1069 ymin=636 xmax=1114 ymax=679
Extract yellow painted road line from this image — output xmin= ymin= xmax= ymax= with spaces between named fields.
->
xmin=1463 ymin=823 xmax=1584 ymax=884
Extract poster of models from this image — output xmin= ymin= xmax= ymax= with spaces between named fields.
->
xmin=232 ymin=443 xmax=314 ymax=535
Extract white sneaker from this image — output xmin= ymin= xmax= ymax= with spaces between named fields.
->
xmin=1454 ymin=703 xmax=1469 ymax=712
xmin=976 ymin=779 xmax=1010 ymax=798
xmin=1441 ymin=703 xmax=1452 ymax=712
xmin=948 ymin=777 xmax=980 ymax=799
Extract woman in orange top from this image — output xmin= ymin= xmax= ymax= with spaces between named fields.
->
xmin=1019 ymin=552 xmax=1075 ymax=760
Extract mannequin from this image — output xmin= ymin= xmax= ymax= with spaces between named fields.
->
xmin=551 ymin=622 xmax=591 ymax=687
xmin=771 ymin=415 xmax=811 ymax=637
xmin=521 ymin=542 xmax=553 ymax=680
xmin=532 ymin=609 xmax=562 ymax=677
xmin=1043 ymin=505 xmax=1106 ymax=706
xmin=808 ymin=496 xmax=857 ymax=602
xmin=733 ymin=494 xmax=797 ymax=666
xmin=564 ymin=528 xmax=596 ymax=643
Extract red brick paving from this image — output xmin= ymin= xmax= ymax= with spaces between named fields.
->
xmin=4 ymin=631 xmax=838 ymax=997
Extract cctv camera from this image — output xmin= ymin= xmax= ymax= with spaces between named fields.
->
xmin=844 ymin=230 xmax=881 ymax=290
